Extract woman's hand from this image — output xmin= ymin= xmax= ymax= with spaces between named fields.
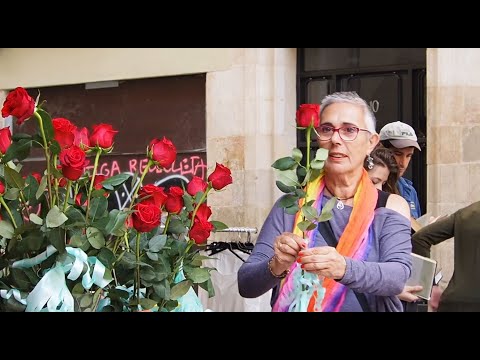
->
xmin=271 ymin=232 xmax=306 ymax=275
xmin=270 ymin=232 xmax=305 ymax=276
xmin=297 ymin=246 xmax=346 ymax=280
xmin=397 ymin=285 xmax=423 ymax=302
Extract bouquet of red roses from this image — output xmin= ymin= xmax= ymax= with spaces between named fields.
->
xmin=0 ymin=87 xmax=233 ymax=312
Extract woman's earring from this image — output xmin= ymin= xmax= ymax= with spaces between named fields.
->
xmin=367 ymin=155 xmax=374 ymax=170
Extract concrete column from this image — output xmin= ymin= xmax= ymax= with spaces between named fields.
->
xmin=206 ymin=48 xmax=297 ymax=241
xmin=427 ymin=48 xmax=480 ymax=289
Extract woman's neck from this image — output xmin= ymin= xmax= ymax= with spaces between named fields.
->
xmin=324 ymin=170 xmax=363 ymax=200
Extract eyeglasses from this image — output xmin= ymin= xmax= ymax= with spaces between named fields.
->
xmin=316 ymin=125 xmax=371 ymax=141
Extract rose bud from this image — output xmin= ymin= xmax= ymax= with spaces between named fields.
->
xmin=53 ymin=117 xmax=77 ymax=149
xmin=207 ymin=163 xmax=233 ymax=190
xmin=59 ymin=145 xmax=89 ymax=181
xmin=1 ymin=87 xmax=35 ymax=125
xmin=138 ymin=184 xmax=168 ymax=208
xmin=164 ymin=186 xmax=184 ymax=214
xmin=74 ymin=127 xmax=90 ymax=150
xmin=89 ymin=123 xmax=118 ymax=149
xmin=0 ymin=180 xmax=5 ymax=195
xmin=148 ymin=137 xmax=177 ymax=169
xmin=0 ymin=127 xmax=12 ymax=155
xmin=296 ymin=104 xmax=320 ymax=128
xmin=187 ymin=176 xmax=208 ymax=196
xmin=189 ymin=218 xmax=214 ymax=244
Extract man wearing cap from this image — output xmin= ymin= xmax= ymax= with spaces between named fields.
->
xmin=379 ymin=121 xmax=422 ymax=219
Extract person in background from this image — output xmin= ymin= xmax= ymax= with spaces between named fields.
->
xmin=379 ymin=121 xmax=422 ymax=219
xmin=364 ymin=146 xmax=425 ymax=310
xmin=412 ymin=200 xmax=480 ymax=311
xmin=365 ymin=146 xmax=399 ymax=194
xmin=238 ymin=91 xmax=412 ymax=312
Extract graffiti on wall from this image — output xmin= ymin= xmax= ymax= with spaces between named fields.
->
xmin=21 ymin=152 xmax=207 ymax=210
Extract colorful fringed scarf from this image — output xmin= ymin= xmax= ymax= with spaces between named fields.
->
xmin=272 ymin=170 xmax=378 ymax=312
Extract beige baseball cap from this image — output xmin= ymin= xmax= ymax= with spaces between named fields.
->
xmin=379 ymin=121 xmax=421 ymax=151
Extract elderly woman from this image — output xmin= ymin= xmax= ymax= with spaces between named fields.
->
xmin=238 ymin=92 xmax=412 ymax=312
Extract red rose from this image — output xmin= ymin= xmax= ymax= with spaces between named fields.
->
xmin=23 ymin=172 xmax=42 ymax=184
xmin=75 ymin=193 xmax=87 ymax=207
xmin=74 ymin=127 xmax=90 ymax=150
xmin=187 ymin=176 xmax=208 ymax=196
xmin=1 ymin=87 xmax=35 ymax=125
xmin=53 ymin=117 xmax=77 ymax=149
xmin=164 ymin=186 xmax=184 ymax=214
xmin=31 ymin=172 xmax=42 ymax=183
xmin=59 ymin=145 xmax=89 ymax=181
xmin=132 ymin=202 xmax=161 ymax=233
xmin=138 ymin=184 xmax=168 ymax=208
xmin=193 ymin=203 xmax=212 ymax=222
xmin=296 ymin=104 xmax=320 ymax=128
xmin=0 ymin=180 xmax=5 ymax=195
xmin=89 ymin=123 xmax=118 ymax=149
xmin=207 ymin=163 xmax=233 ymax=190
xmin=189 ymin=218 xmax=214 ymax=244
xmin=58 ymin=177 xmax=67 ymax=188
xmin=149 ymin=137 xmax=177 ymax=168
xmin=0 ymin=127 xmax=12 ymax=155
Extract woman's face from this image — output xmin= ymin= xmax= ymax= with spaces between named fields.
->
xmin=368 ymin=164 xmax=389 ymax=190
xmin=317 ymin=102 xmax=379 ymax=176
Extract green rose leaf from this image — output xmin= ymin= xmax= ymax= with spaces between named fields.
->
xmin=100 ymin=173 xmax=131 ymax=190
xmin=153 ymin=281 xmax=170 ymax=300
xmin=86 ymin=227 xmax=106 ymax=249
xmin=271 ymin=157 xmax=297 ymax=171
xmin=198 ymin=277 xmax=215 ymax=298
xmin=297 ymin=220 xmax=317 ymax=232
xmin=49 ymin=140 xmax=61 ymax=156
xmin=284 ymin=204 xmax=300 ymax=215
xmin=65 ymin=207 xmax=86 ymax=227
xmin=37 ymin=109 xmax=54 ymax=142
xmin=48 ymin=227 xmax=66 ymax=254
xmin=89 ymin=196 xmax=108 ymax=221
xmin=211 ymin=220 xmax=228 ymax=231
xmin=278 ymin=194 xmax=298 ymax=208
xmin=104 ymin=209 xmax=128 ymax=236
xmin=185 ymin=267 xmax=210 ymax=284
xmin=146 ymin=252 xmax=159 ymax=261
xmin=29 ymin=213 xmax=44 ymax=225
xmin=140 ymin=267 xmax=157 ymax=281
xmin=0 ymin=220 xmax=15 ymax=239
xmin=301 ymin=205 xmax=318 ymax=221
xmin=167 ymin=219 xmax=186 ymax=234
xmin=148 ymin=234 xmax=167 ymax=252
xmin=139 ymin=298 xmax=157 ymax=310
xmin=275 ymin=180 xmax=296 ymax=194
xmin=4 ymin=165 xmax=25 ymax=190
xmin=35 ymin=175 xmax=48 ymax=200
xmin=4 ymin=187 xmax=20 ymax=201
xmin=276 ymin=169 xmax=299 ymax=187
xmin=2 ymin=139 xmax=32 ymax=163
xmin=292 ymin=148 xmax=303 ymax=163
xmin=170 ymin=280 xmax=192 ymax=300
xmin=315 ymin=147 xmax=329 ymax=161
xmin=310 ymin=159 xmax=325 ymax=170
xmin=46 ymin=206 xmax=68 ymax=228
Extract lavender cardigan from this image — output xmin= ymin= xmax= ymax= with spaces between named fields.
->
xmin=237 ymin=196 xmax=412 ymax=312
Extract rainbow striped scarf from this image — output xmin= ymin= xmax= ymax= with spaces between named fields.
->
xmin=272 ymin=170 xmax=378 ymax=312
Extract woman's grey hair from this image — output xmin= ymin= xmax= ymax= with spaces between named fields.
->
xmin=320 ymin=91 xmax=377 ymax=134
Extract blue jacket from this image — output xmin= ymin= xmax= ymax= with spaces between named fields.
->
xmin=397 ymin=177 xmax=422 ymax=219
